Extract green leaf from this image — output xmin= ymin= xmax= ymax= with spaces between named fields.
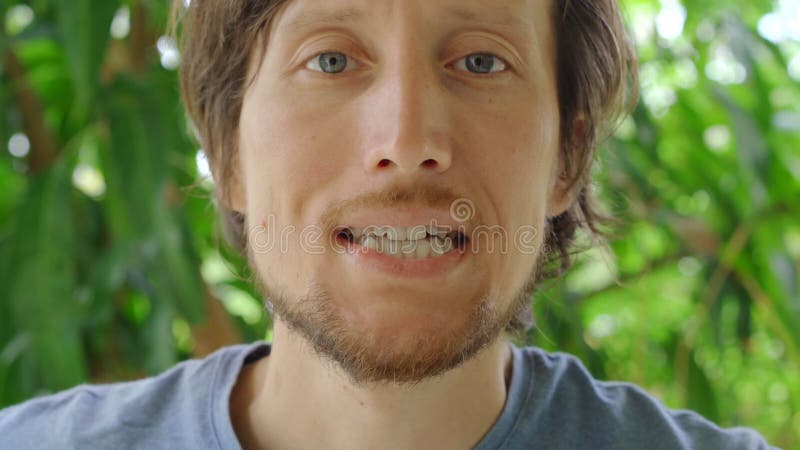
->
xmin=102 ymin=76 xmax=205 ymax=322
xmin=56 ymin=0 xmax=120 ymax=117
xmin=687 ymin=349 xmax=720 ymax=423
xmin=5 ymin=161 xmax=87 ymax=392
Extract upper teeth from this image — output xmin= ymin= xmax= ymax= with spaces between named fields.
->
xmin=348 ymin=225 xmax=455 ymax=241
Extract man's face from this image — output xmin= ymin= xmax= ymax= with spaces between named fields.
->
xmin=234 ymin=0 xmax=568 ymax=383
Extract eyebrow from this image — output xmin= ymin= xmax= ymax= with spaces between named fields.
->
xmin=282 ymin=7 xmax=365 ymax=31
xmin=282 ymin=5 xmax=529 ymax=32
xmin=446 ymin=6 xmax=528 ymax=29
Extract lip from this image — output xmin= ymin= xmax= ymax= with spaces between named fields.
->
xmin=334 ymin=207 xmax=473 ymax=235
xmin=336 ymin=234 xmax=469 ymax=278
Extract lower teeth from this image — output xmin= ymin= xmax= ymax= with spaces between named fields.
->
xmin=358 ymin=235 xmax=455 ymax=259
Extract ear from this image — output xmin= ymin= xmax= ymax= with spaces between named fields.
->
xmin=546 ymin=117 xmax=585 ymax=218
xmin=216 ymin=151 xmax=247 ymax=214
xmin=546 ymin=165 xmax=576 ymax=218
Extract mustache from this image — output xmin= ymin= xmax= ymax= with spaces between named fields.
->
xmin=317 ymin=182 xmax=482 ymax=234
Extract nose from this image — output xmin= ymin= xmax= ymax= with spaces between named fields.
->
xmin=361 ymin=51 xmax=453 ymax=176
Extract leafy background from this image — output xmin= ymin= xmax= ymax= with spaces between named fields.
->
xmin=0 ymin=0 xmax=798 ymax=447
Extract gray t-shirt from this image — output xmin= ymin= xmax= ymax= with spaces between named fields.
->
xmin=0 ymin=341 xmax=778 ymax=449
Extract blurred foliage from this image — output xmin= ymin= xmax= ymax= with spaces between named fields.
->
xmin=0 ymin=0 xmax=798 ymax=448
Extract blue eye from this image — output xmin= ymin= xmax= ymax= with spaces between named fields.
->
xmin=307 ymin=52 xmax=356 ymax=74
xmin=455 ymin=53 xmax=507 ymax=74
xmin=306 ymin=51 xmax=506 ymax=75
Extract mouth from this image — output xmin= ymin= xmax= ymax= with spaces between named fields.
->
xmin=335 ymin=225 xmax=469 ymax=259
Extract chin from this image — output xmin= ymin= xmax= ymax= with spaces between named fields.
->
xmin=269 ymin=281 xmax=512 ymax=385
xmin=348 ymin=303 xmax=474 ymax=346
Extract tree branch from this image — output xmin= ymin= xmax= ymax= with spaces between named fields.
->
xmin=4 ymin=48 xmax=60 ymax=173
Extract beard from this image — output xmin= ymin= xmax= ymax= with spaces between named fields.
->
xmin=245 ymin=182 xmax=540 ymax=385
xmin=251 ymin=264 xmax=537 ymax=386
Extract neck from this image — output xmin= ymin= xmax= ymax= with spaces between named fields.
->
xmin=230 ymin=321 xmax=513 ymax=450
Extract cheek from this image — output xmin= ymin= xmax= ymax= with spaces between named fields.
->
xmin=240 ymin=99 xmax=325 ymax=179
xmin=455 ymin=96 xmax=560 ymax=225
xmin=238 ymin=93 xmax=355 ymax=217
xmin=453 ymin=98 xmax=558 ymax=293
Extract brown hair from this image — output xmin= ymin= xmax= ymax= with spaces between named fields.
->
xmin=172 ymin=0 xmax=638 ymax=329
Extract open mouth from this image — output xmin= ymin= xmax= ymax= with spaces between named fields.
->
xmin=335 ymin=225 xmax=468 ymax=259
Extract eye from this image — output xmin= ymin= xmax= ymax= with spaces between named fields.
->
xmin=306 ymin=52 xmax=360 ymax=74
xmin=453 ymin=53 xmax=507 ymax=74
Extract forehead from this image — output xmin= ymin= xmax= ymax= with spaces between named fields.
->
xmin=269 ymin=0 xmax=553 ymax=45
xmin=278 ymin=0 xmax=541 ymax=28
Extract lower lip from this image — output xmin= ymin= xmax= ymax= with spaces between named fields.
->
xmin=336 ymin=235 xmax=469 ymax=278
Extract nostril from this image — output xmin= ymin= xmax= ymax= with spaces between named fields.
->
xmin=422 ymin=159 xmax=437 ymax=168
xmin=378 ymin=159 xmax=391 ymax=168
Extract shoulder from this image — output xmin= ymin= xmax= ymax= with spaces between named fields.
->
xmin=0 ymin=342 xmax=267 ymax=450
xmin=508 ymin=346 xmax=777 ymax=450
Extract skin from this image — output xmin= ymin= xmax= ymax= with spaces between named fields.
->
xmin=225 ymin=0 xmax=576 ymax=448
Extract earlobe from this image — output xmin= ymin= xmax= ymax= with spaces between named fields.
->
xmin=546 ymin=116 xmax=585 ymax=218
xmin=546 ymin=168 xmax=576 ymax=218
xmin=216 ymin=155 xmax=247 ymax=215
xmin=227 ymin=172 xmax=247 ymax=214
